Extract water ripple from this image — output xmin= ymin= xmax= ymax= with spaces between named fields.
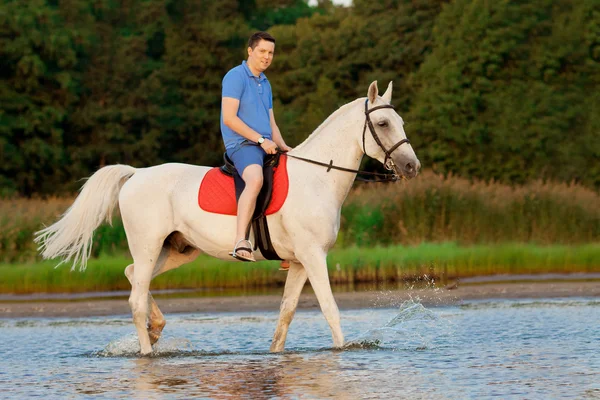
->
xmin=1 ymin=297 xmax=598 ymax=399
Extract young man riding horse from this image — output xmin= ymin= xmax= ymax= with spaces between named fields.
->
xmin=220 ymin=31 xmax=292 ymax=262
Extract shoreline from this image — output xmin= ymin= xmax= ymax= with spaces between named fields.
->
xmin=1 ymin=281 xmax=598 ymax=318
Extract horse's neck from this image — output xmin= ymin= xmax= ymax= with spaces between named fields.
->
xmin=290 ymin=101 xmax=364 ymax=207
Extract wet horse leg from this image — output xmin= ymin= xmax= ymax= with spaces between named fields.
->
xmin=125 ymin=264 xmax=166 ymax=345
xmin=146 ymin=292 xmax=164 ymax=345
xmin=128 ymin=248 xmax=160 ymax=355
xmin=125 ymin=241 xmax=200 ymax=346
xmin=297 ymin=248 xmax=344 ymax=348
xmin=270 ymin=261 xmax=308 ymax=352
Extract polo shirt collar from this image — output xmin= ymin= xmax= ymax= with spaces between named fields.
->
xmin=242 ymin=60 xmax=266 ymax=81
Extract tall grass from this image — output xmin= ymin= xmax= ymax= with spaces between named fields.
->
xmin=1 ymin=243 xmax=598 ymax=294
xmin=0 ymin=197 xmax=127 ymax=263
xmin=341 ymin=172 xmax=600 ymax=246
xmin=1 ymin=171 xmax=599 ymax=263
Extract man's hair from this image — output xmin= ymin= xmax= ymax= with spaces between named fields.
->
xmin=248 ymin=31 xmax=275 ymax=50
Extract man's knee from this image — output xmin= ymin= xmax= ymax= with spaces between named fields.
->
xmin=242 ymin=165 xmax=263 ymax=193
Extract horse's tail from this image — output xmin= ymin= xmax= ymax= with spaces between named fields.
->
xmin=34 ymin=164 xmax=137 ymax=271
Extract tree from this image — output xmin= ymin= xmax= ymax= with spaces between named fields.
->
xmin=408 ymin=0 xmax=600 ymax=186
xmin=0 ymin=0 xmax=89 ymax=195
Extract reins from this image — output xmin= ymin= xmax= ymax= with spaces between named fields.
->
xmin=279 ymin=99 xmax=411 ymax=183
xmin=281 ymin=152 xmax=402 ymax=182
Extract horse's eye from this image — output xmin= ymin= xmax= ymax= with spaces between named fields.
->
xmin=377 ymin=121 xmax=388 ymax=127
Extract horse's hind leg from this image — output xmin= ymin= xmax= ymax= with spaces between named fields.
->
xmin=125 ymin=237 xmax=200 ymax=347
xmin=146 ymin=293 xmax=165 ymax=345
xmin=270 ymin=261 xmax=308 ymax=352
xmin=125 ymin=264 xmax=166 ymax=345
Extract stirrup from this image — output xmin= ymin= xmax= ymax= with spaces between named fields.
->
xmin=229 ymin=239 xmax=256 ymax=262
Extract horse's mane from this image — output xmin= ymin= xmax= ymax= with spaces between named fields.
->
xmin=291 ymin=98 xmax=363 ymax=152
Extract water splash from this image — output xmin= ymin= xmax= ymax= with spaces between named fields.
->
xmin=153 ymin=336 xmax=194 ymax=354
xmin=384 ymin=300 xmax=438 ymax=327
xmin=344 ymin=299 xmax=453 ymax=351
xmin=92 ymin=333 xmax=140 ymax=357
xmin=94 ymin=334 xmax=194 ymax=357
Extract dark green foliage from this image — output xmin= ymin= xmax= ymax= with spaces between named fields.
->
xmin=408 ymin=0 xmax=600 ymax=187
xmin=246 ymin=0 xmax=318 ymax=31
xmin=1 ymin=0 xmax=598 ymax=196
xmin=0 ymin=0 xmax=88 ymax=195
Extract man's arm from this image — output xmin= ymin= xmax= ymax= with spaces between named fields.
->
xmin=269 ymin=109 xmax=292 ymax=152
xmin=222 ymin=97 xmax=262 ymax=143
xmin=222 ymin=97 xmax=278 ymax=154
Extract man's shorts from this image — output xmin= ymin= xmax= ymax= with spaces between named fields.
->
xmin=226 ymin=142 xmax=266 ymax=176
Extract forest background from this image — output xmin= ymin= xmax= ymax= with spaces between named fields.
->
xmin=1 ymin=0 xmax=599 ymax=292
xmin=2 ymin=0 xmax=599 ymax=196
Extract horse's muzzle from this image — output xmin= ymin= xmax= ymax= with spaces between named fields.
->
xmin=401 ymin=159 xmax=420 ymax=179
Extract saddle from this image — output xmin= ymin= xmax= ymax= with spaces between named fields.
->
xmin=198 ymin=152 xmax=289 ymax=260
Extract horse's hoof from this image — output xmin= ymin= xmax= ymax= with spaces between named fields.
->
xmin=140 ymin=349 xmax=153 ymax=356
xmin=148 ymin=330 xmax=161 ymax=345
xmin=147 ymin=320 xmax=166 ymax=345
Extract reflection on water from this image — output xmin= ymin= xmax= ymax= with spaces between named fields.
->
xmin=121 ymin=353 xmax=363 ymax=399
xmin=1 ymin=298 xmax=599 ymax=399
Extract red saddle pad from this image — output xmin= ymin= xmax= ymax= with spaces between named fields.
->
xmin=198 ymin=154 xmax=289 ymax=216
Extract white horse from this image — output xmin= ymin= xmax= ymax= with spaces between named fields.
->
xmin=35 ymin=81 xmax=420 ymax=355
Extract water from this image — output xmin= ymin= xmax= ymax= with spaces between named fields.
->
xmin=1 ymin=298 xmax=599 ymax=399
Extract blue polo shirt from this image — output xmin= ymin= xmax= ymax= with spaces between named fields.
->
xmin=220 ymin=60 xmax=273 ymax=150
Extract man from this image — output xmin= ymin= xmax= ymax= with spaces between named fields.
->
xmin=221 ymin=31 xmax=292 ymax=262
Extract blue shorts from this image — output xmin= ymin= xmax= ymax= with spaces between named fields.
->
xmin=226 ymin=142 xmax=266 ymax=176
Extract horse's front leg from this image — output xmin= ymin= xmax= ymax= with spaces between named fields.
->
xmin=297 ymin=248 xmax=344 ymax=348
xmin=270 ymin=261 xmax=308 ymax=352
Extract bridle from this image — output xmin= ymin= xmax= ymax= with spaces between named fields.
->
xmin=283 ymin=99 xmax=411 ymax=182
xmin=362 ymin=99 xmax=410 ymax=173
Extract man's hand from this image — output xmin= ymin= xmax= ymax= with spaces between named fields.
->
xmin=260 ymin=138 xmax=278 ymax=154
xmin=278 ymin=144 xmax=293 ymax=152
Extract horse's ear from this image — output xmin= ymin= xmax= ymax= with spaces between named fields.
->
xmin=381 ymin=81 xmax=393 ymax=103
xmin=368 ymin=81 xmax=378 ymax=104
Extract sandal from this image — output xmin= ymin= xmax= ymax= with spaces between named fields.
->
xmin=229 ymin=239 xmax=256 ymax=262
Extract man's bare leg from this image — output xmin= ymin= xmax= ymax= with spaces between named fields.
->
xmin=234 ymin=164 xmax=263 ymax=260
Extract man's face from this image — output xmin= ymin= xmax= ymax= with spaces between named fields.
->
xmin=247 ymin=39 xmax=275 ymax=73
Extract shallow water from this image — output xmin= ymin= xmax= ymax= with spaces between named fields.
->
xmin=1 ymin=298 xmax=599 ymax=399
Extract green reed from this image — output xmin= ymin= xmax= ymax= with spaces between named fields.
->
xmin=0 ymin=197 xmax=128 ymax=264
xmin=1 ymin=243 xmax=598 ymax=294
xmin=1 ymin=171 xmax=599 ymax=264
xmin=340 ymin=172 xmax=600 ymax=246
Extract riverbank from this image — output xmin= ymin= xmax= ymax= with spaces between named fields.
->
xmin=1 ymin=279 xmax=598 ymax=318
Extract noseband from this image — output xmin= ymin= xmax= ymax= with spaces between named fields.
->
xmin=362 ymin=99 xmax=410 ymax=171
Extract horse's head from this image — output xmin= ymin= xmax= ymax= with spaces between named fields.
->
xmin=361 ymin=81 xmax=420 ymax=179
